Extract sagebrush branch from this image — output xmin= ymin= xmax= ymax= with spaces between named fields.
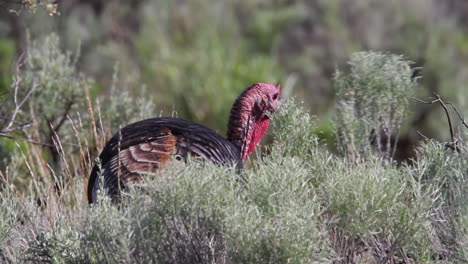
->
xmin=1 ymin=54 xmax=41 ymax=134
xmin=0 ymin=132 xmax=55 ymax=147
xmin=432 ymin=93 xmax=456 ymax=150
xmin=446 ymin=102 xmax=468 ymax=130
xmin=411 ymin=93 xmax=464 ymax=152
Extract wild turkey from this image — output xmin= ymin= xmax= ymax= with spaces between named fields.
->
xmin=88 ymin=83 xmax=281 ymax=203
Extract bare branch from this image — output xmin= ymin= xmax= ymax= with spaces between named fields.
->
xmin=2 ymin=82 xmax=40 ymax=133
xmin=2 ymin=122 xmax=32 ymax=132
xmin=412 ymin=94 xmax=463 ymax=152
xmin=446 ymin=102 xmax=468 ymax=130
xmin=52 ymin=100 xmax=74 ymax=132
xmin=0 ymin=132 xmax=55 ymax=147
xmin=416 ymin=131 xmax=430 ymax=141
xmin=410 ymin=96 xmax=438 ymax=105
xmin=431 ymin=93 xmax=457 ymax=151
xmin=2 ymin=54 xmax=41 ymax=134
xmin=0 ymin=132 xmax=80 ymax=148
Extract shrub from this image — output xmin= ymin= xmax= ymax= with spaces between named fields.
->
xmin=412 ymin=141 xmax=468 ymax=260
xmin=0 ymin=45 xmax=466 ymax=263
xmin=321 ymin=156 xmax=436 ymax=261
xmin=334 ymin=52 xmax=416 ymax=161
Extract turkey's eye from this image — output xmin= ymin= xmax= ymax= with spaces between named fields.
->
xmin=272 ymin=93 xmax=279 ymax=100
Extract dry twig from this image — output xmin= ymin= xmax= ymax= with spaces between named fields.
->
xmin=446 ymin=102 xmax=468 ymax=130
xmin=411 ymin=93 xmax=463 ymax=152
xmin=1 ymin=54 xmax=41 ymax=134
xmin=0 ymin=132 xmax=55 ymax=147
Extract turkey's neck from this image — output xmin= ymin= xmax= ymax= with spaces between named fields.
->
xmin=226 ymin=89 xmax=269 ymax=161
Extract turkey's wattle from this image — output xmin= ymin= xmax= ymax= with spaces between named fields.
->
xmin=88 ymin=83 xmax=280 ymax=203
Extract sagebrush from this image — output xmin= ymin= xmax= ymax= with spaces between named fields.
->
xmin=0 ymin=37 xmax=466 ymax=264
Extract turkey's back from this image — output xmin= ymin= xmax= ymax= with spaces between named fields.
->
xmin=88 ymin=117 xmax=242 ymax=203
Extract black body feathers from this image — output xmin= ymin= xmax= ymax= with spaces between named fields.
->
xmin=87 ymin=117 xmax=242 ymax=203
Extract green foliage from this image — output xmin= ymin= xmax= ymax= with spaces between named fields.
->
xmin=135 ymin=0 xmax=282 ymax=133
xmin=413 ymin=141 xmax=468 ymax=259
xmin=0 ymin=39 xmax=15 ymax=94
xmin=26 ymin=228 xmax=83 ymax=263
xmin=24 ymin=33 xmax=83 ymax=121
xmin=1 ymin=95 xmax=466 ymax=263
xmin=0 ymin=2 xmax=467 ymax=262
xmin=21 ymin=159 xmax=333 ymax=263
xmin=99 ymin=64 xmax=156 ymax=132
xmin=271 ymin=99 xmax=320 ymax=160
xmin=0 ymin=187 xmax=18 ymax=259
xmin=245 ymin=3 xmax=306 ymax=54
xmin=321 ymin=157 xmax=435 ymax=259
xmin=3 ymin=0 xmax=467 ymax=139
xmin=334 ymin=51 xmax=416 ymax=160
xmin=6 ymin=93 xmax=463 ymax=263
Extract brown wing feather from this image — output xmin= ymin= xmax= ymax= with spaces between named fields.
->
xmin=92 ymin=129 xmax=178 ymax=203
xmin=117 ymin=131 xmax=176 ymax=178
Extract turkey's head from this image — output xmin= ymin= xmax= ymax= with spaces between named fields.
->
xmin=227 ymin=83 xmax=281 ymax=161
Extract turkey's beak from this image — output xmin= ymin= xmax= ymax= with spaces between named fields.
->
xmin=269 ymin=101 xmax=279 ymax=113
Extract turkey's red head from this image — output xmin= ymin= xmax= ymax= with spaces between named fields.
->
xmin=227 ymin=83 xmax=281 ymax=161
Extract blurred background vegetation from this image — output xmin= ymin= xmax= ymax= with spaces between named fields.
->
xmin=1 ymin=0 xmax=468 ymax=162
